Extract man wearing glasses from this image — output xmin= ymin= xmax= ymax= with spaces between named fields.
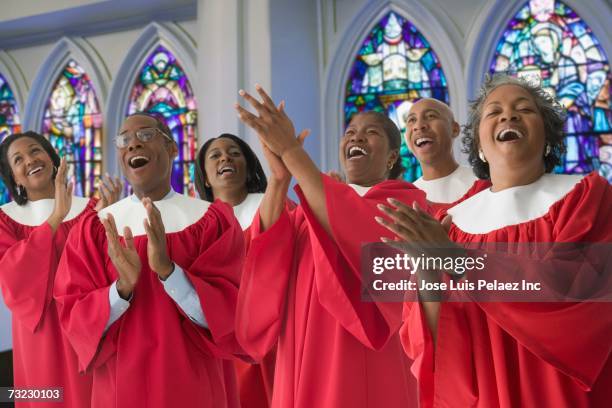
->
xmin=54 ymin=113 xmax=245 ymax=408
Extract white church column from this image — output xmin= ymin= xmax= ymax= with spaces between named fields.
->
xmin=196 ymin=0 xmax=272 ymax=161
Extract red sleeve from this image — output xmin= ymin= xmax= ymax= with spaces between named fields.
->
xmin=400 ymin=302 xmax=435 ymax=407
xmin=295 ymin=174 xmax=427 ymax=350
xmin=474 ymin=173 xmax=612 ymax=390
xmin=176 ymin=201 xmax=246 ymax=359
xmin=236 ymin=206 xmax=299 ymax=361
xmin=53 ymin=211 xmax=118 ymax=373
xmin=0 ymin=215 xmax=56 ymax=333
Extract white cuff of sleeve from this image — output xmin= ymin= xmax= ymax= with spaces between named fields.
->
xmin=162 ymin=264 xmax=208 ymax=328
xmin=104 ymin=281 xmax=131 ymax=332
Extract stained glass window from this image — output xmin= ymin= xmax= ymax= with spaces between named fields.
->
xmin=344 ymin=11 xmax=449 ymax=181
xmin=42 ymin=60 xmax=103 ymax=197
xmin=491 ymin=0 xmax=611 ymax=181
xmin=127 ymin=45 xmax=197 ymax=196
xmin=0 ymin=73 xmax=22 ymax=204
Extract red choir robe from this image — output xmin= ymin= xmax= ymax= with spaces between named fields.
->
xmin=53 ymin=193 xmax=245 ymax=408
xmin=0 ymin=196 xmax=94 ymax=407
xmin=401 ymin=172 xmax=612 ymax=407
xmin=237 ymin=174 xmax=424 ymax=408
xmin=231 ymin=193 xmax=277 ymax=408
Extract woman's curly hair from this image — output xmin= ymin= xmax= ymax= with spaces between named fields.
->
xmin=462 ymin=74 xmax=566 ymax=179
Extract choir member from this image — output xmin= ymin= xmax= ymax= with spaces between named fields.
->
xmin=196 ymin=133 xmax=269 ymax=230
xmin=377 ymin=75 xmax=612 ymax=407
xmin=405 ymin=98 xmax=487 ymax=207
xmin=234 ymin=85 xmax=422 ymax=407
xmin=54 ymin=113 xmax=245 ymax=408
xmin=195 ymin=133 xmax=275 ymax=408
xmin=0 ymin=131 xmax=121 ymax=407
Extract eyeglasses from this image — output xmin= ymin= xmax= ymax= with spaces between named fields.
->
xmin=114 ymin=128 xmax=173 ymax=148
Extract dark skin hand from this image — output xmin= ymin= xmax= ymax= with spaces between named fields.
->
xmin=94 ymin=173 xmax=123 ymax=212
xmin=47 ymin=158 xmax=73 ymax=232
xmin=235 ymin=86 xmax=328 ymax=233
xmin=102 ymin=198 xmax=174 ymax=300
xmin=375 ymin=199 xmax=455 ymax=348
xmin=102 ymin=213 xmax=141 ymax=300
xmin=142 ymin=197 xmax=174 ymax=280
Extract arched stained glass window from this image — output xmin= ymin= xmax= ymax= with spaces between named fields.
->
xmin=0 ymin=73 xmax=22 ymax=204
xmin=42 ymin=60 xmax=103 ymax=197
xmin=344 ymin=11 xmax=449 ymax=181
xmin=490 ymin=0 xmax=611 ymax=181
xmin=127 ymin=45 xmax=197 ymax=196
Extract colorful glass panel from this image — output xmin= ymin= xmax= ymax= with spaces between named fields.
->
xmin=42 ymin=60 xmax=103 ymax=197
xmin=0 ymin=73 xmax=22 ymax=204
xmin=344 ymin=11 xmax=449 ymax=181
xmin=127 ymin=45 xmax=198 ymax=196
xmin=490 ymin=0 xmax=611 ymax=181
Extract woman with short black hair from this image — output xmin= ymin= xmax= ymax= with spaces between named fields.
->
xmin=0 ymin=131 xmax=120 ymax=407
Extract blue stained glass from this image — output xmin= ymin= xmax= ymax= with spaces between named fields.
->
xmin=490 ymin=0 xmax=611 ymax=182
xmin=344 ymin=11 xmax=449 ymax=181
xmin=0 ymin=74 xmax=22 ymax=204
xmin=127 ymin=46 xmax=198 ymax=196
xmin=42 ymin=60 xmax=102 ymax=198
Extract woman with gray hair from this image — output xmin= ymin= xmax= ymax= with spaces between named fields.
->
xmin=377 ymin=74 xmax=611 ymax=407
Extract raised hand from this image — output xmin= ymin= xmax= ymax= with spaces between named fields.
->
xmin=235 ymin=85 xmax=300 ymax=157
xmin=260 ymin=129 xmax=310 ymax=183
xmin=142 ymin=197 xmax=173 ymax=280
xmin=95 ymin=173 xmax=123 ymax=212
xmin=102 ymin=213 xmax=141 ymax=300
xmin=47 ymin=158 xmax=73 ymax=232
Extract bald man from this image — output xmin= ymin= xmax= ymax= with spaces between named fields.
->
xmin=405 ymin=98 xmax=482 ymax=205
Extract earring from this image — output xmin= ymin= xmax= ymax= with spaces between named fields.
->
xmin=52 ymin=166 xmax=58 ymax=177
xmin=478 ymin=149 xmax=487 ymax=163
xmin=544 ymin=144 xmax=551 ymax=157
xmin=16 ymin=185 xmax=24 ymax=197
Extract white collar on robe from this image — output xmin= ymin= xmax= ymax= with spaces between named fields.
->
xmin=98 ymin=189 xmax=210 ymax=237
xmin=413 ymin=166 xmax=478 ymax=203
xmin=232 ymin=193 xmax=264 ymax=230
xmin=0 ymin=196 xmax=90 ymax=226
xmin=348 ymin=184 xmax=372 ymax=197
xmin=447 ymin=173 xmax=584 ymax=234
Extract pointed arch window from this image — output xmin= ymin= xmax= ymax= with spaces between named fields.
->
xmin=0 ymin=73 xmax=22 ymax=204
xmin=490 ymin=0 xmax=611 ymax=181
xmin=127 ymin=45 xmax=198 ymax=196
xmin=42 ymin=60 xmax=103 ymax=197
xmin=344 ymin=11 xmax=450 ymax=181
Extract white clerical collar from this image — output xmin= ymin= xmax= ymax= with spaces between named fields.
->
xmin=413 ymin=166 xmax=477 ymax=203
xmin=1 ymin=196 xmax=90 ymax=226
xmin=99 ymin=191 xmax=210 ymax=237
xmin=232 ymin=193 xmax=264 ymax=230
xmin=447 ymin=173 xmax=584 ymax=234
xmin=348 ymin=184 xmax=372 ymax=197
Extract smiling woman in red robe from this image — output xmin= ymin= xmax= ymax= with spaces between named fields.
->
xmin=54 ymin=113 xmax=245 ymax=408
xmin=377 ymin=75 xmax=612 ymax=407
xmin=234 ymin=86 xmax=421 ymax=408
xmin=195 ymin=133 xmax=282 ymax=408
xmin=0 ymin=131 xmax=121 ymax=407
